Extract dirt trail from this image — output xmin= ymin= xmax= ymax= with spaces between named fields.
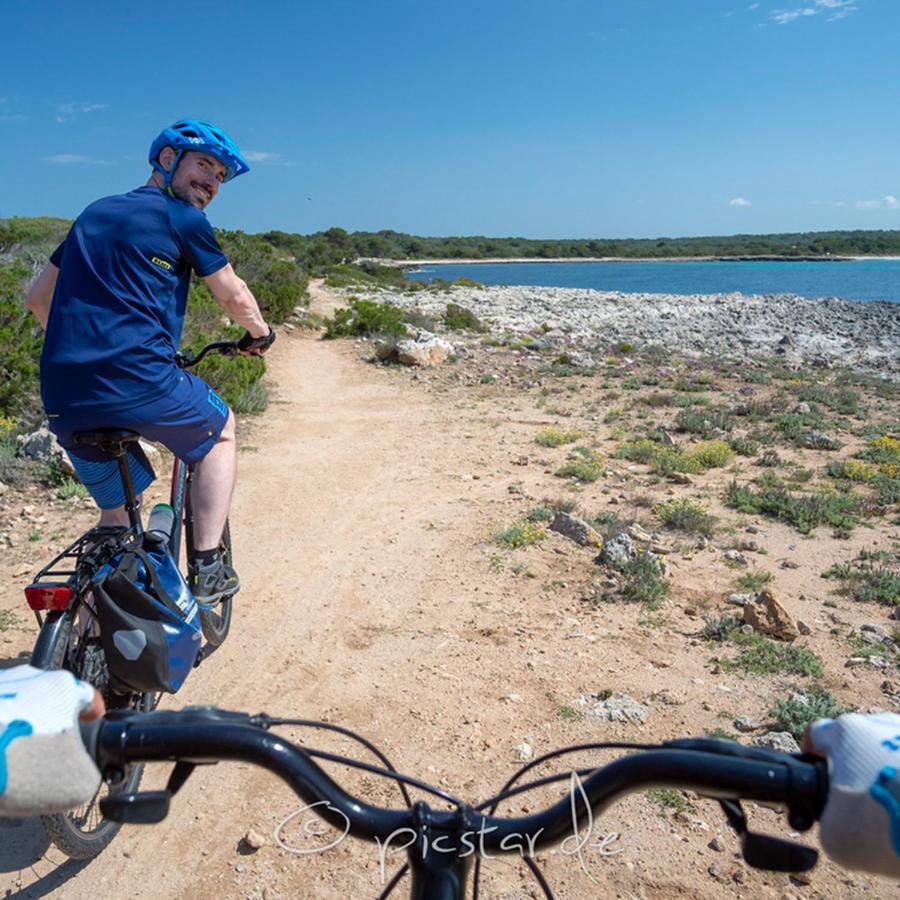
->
xmin=0 ymin=284 xmax=894 ymax=898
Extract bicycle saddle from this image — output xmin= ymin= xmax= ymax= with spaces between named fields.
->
xmin=73 ymin=429 xmax=143 ymax=449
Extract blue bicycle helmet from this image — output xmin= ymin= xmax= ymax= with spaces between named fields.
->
xmin=148 ymin=119 xmax=250 ymax=187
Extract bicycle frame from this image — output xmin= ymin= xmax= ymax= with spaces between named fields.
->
xmin=168 ymin=455 xmax=189 ymax=563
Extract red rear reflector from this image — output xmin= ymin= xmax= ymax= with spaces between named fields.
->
xmin=24 ymin=585 xmax=73 ymax=611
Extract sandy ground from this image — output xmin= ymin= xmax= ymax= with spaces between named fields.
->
xmin=0 ymin=282 xmax=897 ymax=899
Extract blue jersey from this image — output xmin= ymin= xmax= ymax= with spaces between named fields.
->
xmin=41 ymin=185 xmax=227 ymax=415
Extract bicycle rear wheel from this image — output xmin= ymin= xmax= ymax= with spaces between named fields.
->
xmin=31 ymin=607 xmax=155 ymax=859
xmin=197 ymin=519 xmax=234 ymax=647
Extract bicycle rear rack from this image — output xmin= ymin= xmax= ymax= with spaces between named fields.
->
xmin=27 ymin=526 xmax=140 ymax=625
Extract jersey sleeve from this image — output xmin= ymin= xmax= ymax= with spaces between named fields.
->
xmin=49 ymin=240 xmax=66 ymax=267
xmin=170 ymin=203 xmax=229 ymax=277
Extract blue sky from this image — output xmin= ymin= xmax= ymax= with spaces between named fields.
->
xmin=3 ymin=0 xmax=899 ymax=239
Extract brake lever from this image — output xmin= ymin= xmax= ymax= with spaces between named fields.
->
xmin=720 ymin=799 xmax=819 ymax=872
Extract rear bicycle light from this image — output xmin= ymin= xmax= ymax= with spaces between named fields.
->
xmin=24 ymin=584 xmax=73 ymax=611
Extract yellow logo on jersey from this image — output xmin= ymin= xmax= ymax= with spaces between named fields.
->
xmin=152 ymin=256 xmax=173 ymax=271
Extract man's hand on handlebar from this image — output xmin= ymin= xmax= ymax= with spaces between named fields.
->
xmin=237 ymin=327 xmax=276 ymax=357
xmin=803 ymin=711 xmax=900 ymax=879
xmin=0 ymin=665 xmax=104 ymax=816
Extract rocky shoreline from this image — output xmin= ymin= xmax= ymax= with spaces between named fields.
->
xmin=363 ymin=285 xmax=900 ymax=377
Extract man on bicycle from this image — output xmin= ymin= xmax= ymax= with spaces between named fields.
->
xmin=24 ymin=118 xmax=274 ymax=603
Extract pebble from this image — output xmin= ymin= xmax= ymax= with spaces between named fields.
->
xmin=708 ymin=836 xmax=726 ymax=852
xmin=513 ymin=742 xmax=534 ymax=762
xmin=733 ymin=716 xmax=758 ymax=733
xmin=243 ymin=829 xmax=266 ymax=851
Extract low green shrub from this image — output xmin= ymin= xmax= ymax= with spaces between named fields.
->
xmin=535 ymin=427 xmax=582 ymax=448
xmin=323 ymin=298 xmax=407 ymax=338
xmin=728 ymin=436 xmax=759 ymax=457
xmin=555 ymin=448 xmax=603 ymax=482
xmin=444 ymin=302 xmax=486 ymax=332
xmin=735 ymin=570 xmax=772 ymax=592
xmin=701 ymin=614 xmax=741 ymax=643
xmin=493 ymin=521 xmax=546 ymax=549
xmin=724 ymin=479 xmax=857 ymax=535
xmin=769 ymin=687 xmax=850 ymax=739
xmin=655 ymin=498 xmax=716 ymax=536
xmin=619 ymin=552 xmax=669 ymax=608
xmin=716 ymin=631 xmax=824 ymax=677
xmin=798 ymin=384 xmax=863 ymax=417
xmin=823 ymin=560 xmax=900 ymax=605
xmin=687 ymin=440 xmax=733 ymax=469
xmin=674 ymin=408 xmax=732 ymax=436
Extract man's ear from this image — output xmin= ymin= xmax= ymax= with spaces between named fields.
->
xmin=158 ymin=146 xmax=176 ymax=172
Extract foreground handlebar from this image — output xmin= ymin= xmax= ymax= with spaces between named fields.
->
xmin=86 ymin=709 xmax=828 ymax=853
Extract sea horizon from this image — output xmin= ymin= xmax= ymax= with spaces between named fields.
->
xmin=405 ymin=258 xmax=900 ymax=304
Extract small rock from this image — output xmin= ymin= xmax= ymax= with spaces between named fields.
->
xmin=583 ymin=693 xmax=649 ymax=724
xmin=669 ymin=472 xmax=693 ymax=486
xmin=733 ymin=716 xmax=758 ymax=733
xmin=626 ymin=524 xmax=653 ymax=543
xmin=752 ymin=732 xmax=801 ymax=754
xmin=780 ymin=559 xmax=800 ymax=570
xmin=708 ymin=835 xmax=726 ymax=852
xmin=802 ymin=430 xmax=841 ymax=451
xmin=861 ymin=623 xmax=887 ymax=642
xmin=743 ymin=590 xmax=799 ymax=641
xmin=733 ymin=867 xmax=747 ymax=884
xmin=596 ymin=532 xmax=637 ymax=569
xmin=513 ymin=742 xmax=533 ymax=762
xmin=797 ymin=619 xmax=812 ymax=636
xmin=727 ymin=593 xmax=752 ymax=606
xmin=793 ymin=402 xmax=812 ymax=415
xmin=707 ymin=863 xmax=726 ymax=883
xmin=242 ymin=829 xmax=266 ymax=851
xmin=235 ymin=863 xmax=245 ymax=873
xmin=790 ymin=870 xmax=813 ymax=885
xmin=550 ymin=511 xmax=602 ymax=547
xmin=0 ymin=481 xmax=7 ymax=496
xmin=724 ymin=550 xmax=747 ymax=566
xmin=736 ymin=540 xmax=759 ymax=552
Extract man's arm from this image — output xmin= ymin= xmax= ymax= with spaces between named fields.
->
xmin=24 ymin=263 xmax=59 ymax=330
xmin=203 ymin=264 xmax=270 ymax=339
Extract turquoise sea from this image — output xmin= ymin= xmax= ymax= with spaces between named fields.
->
xmin=406 ymin=259 xmax=900 ymax=303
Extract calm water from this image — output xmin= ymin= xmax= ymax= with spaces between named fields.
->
xmin=407 ymin=259 xmax=900 ymax=303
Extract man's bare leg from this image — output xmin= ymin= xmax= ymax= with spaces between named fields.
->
xmin=190 ymin=410 xmax=236 ymax=552
xmin=98 ymin=497 xmax=141 ymax=528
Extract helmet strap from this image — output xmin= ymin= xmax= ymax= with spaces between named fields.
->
xmin=163 ymin=149 xmax=185 ymax=190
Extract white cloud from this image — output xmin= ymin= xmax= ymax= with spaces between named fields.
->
xmin=729 ymin=197 xmax=751 ymax=207
xmin=56 ymin=102 xmax=108 ymax=123
xmin=855 ymin=195 xmax=899 ymax=210
xmin=771 ymin=0 xmax=858 ymax=24
xmin=46 ymin=154 xmax=109 ymax=165
xmin=747 ymin=2 xmax=761 ymax=8
xmin=243 ymin=150 xmax=281 ymax=163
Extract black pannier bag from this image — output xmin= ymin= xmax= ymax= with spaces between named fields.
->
xmin=91 ymin=535 xmax=202 ymax=693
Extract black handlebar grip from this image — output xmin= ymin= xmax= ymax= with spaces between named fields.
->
xmin=79 ymin=717 xmax=103 ymax=763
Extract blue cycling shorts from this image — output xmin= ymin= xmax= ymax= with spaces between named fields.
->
xmin=48 ymin=372 xmax=230 ymax=510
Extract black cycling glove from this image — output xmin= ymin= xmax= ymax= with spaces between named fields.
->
xmin=237 ymin=328 xmax=276 ymax=354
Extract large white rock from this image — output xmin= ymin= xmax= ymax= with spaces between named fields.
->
xmin=396 ymin=336 xmax=453 ymax=367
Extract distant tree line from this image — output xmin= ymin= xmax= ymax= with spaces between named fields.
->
xmin=254 ymin=225 xmax=900 ymax=265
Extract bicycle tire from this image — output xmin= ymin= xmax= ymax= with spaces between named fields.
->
xmin=197 ymin=519 xmax=234 ymax=647
xmin=31 ymin=608 xmax=154 ymax=860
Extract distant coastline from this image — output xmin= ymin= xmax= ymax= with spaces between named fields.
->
xmin=365 ymin=255 xmax=861 ymax=268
